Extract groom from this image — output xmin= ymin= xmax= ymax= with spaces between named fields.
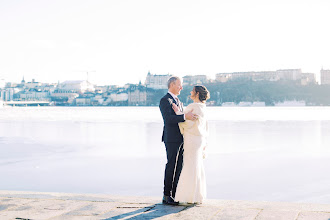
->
xmin=159 ymin=76 xmax=197 ymax=205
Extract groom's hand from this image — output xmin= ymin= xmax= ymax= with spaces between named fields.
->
xmin=185 ymin=110 xmax=198 ymax=121
xmin=171 ymin=103 xmax=180 ymax=113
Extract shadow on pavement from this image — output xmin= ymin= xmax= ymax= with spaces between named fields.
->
xmin=104 ymin=203 xmax=195 ymax=219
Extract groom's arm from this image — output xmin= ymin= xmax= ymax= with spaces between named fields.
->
xmin=159 ymin=98 xmax=185 ymax=124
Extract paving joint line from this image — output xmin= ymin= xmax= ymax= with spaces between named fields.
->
xmin=294 ymin=211 xmax=302 ymax=220
xmin=208 ymin=207 xmax=224 ymax=220
xmin=253 ymin=209 xmax=263 ymax=220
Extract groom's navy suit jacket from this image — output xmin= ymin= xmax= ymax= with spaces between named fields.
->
xmin=159 ymin=93 xmax=185 ymax=143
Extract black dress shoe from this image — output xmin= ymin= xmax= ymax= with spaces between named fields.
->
xmin=162 ymin=195 xmax=179 ymax=206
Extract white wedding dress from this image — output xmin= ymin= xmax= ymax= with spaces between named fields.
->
xmin=174 ymin=102 xmax=208 ymax=204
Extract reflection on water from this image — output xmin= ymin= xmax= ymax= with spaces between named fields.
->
xmin=1 ymin=107 xmax=330 ymax=203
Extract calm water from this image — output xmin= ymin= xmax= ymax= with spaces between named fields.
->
xmin=1 ymin=106 xmax=330 ymax=203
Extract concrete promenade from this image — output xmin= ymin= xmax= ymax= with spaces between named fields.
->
xmin=1 ymin=191 xmax=330 ymax=219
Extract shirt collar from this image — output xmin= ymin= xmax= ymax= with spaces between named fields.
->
xmin=168 ymin=91 xmax=178 ymax=100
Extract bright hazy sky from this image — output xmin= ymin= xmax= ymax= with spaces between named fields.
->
xmin=1 ymin=0 xmax=330 ymax=85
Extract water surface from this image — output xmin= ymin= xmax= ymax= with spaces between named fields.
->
xmin=1 ymin=107 xmax=330 ymax=204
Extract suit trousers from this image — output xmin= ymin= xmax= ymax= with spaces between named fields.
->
xmin=164 ymin=142 xmax=184 ymax=197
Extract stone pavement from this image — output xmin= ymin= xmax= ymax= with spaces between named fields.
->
xmin=1 ymin=191 xmax=330 ymax=219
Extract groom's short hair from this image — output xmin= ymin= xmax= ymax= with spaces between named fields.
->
xmin=167 ymin=76 xmax=180 ymax=89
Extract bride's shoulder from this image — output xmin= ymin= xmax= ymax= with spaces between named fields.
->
xmin=188 ymin=102 xmax=206 ymax=108
xmin=186 ymin=103 xmax=206 ymax=114
xmin=186 ymin=103 xmax=198 ymax=109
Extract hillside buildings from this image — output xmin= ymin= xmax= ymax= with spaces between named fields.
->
xmin=127 ymin=83 xmax=147 ymax=106
xmin=0 ymin=68 xmax=327 ymax=106
xmin=301 ymin=73 xmax=316 ymax=86
xmin=0 ymin=77 xmax=55 ymax=102
xmin=0 ymin=88 xmax=16 ymax=101
xmin=183 ymin=75 xmax=209 ymax=86
xmin=321 ymin=69 xmax=330 ymax=85
xmin=51 ymin=80 xmax=95 ymax=104
xmin=276 ymin=69 xmax=302 ymax=81
xmin=145 ymin=72 xmax=171 ymax=90
xmin=145 ymin=72 xmax=210 ymax=88
xmin=216 ymin=71 xmax=279 ymax=82
xmin=57 ymin=80 xmax=95 ymax=93
xmin=216 ymin=69 xmax=316 ymax=85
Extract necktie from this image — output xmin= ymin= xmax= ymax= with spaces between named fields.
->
xmin=175 ymin=97 xmax=182 ymax=111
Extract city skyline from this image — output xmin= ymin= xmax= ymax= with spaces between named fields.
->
xmin=1 ymin=67 xmax=329 ymax=106
xmin=0 ymin=67 xmax=321 ymax=86
xmin=1 ymin=0 xmax=330 ymax=86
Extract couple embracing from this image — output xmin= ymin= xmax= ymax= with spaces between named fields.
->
xmin=159 ymin=76 xmax=210 ymax=205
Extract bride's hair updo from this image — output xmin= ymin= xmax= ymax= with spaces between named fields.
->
xmin=194 ymin=85 xmax=210 ymax=103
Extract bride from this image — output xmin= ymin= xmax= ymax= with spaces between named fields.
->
xmin=171 ymin=85 xmax=210 ymax=204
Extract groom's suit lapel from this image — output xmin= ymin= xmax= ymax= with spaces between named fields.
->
xmin=167 ymin=93 xmax=178 ymax=105
xmin=167 ymin=93 xmax=183 ymax=112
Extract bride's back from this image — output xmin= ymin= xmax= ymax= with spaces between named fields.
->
xmin=180 ymin=103 xmax=208 ymax=137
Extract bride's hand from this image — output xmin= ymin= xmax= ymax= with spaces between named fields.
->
xmin=172 ymin=103 xmax=179 ymax=113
